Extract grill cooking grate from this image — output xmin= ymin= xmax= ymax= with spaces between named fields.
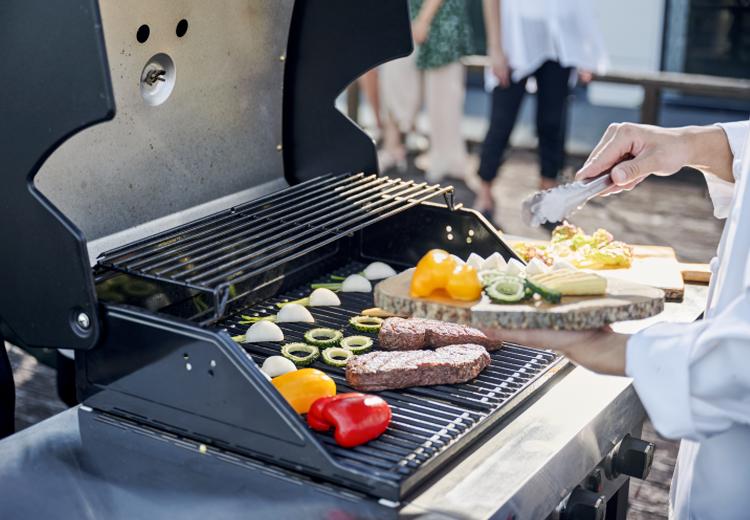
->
xmin=97 ymin=174 xmax=454 ymax=321
xmin=218 ymin=262 xmax=563 ymax=495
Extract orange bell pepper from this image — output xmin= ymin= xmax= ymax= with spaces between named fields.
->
xmin=271 ymin=368 xmax=336 ymax=414
xmin=410 ymin=250 xmax=482 ymax=301
xmin=445 ymin=263 xmax=482 ymax=301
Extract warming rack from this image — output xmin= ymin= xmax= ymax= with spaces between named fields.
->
xmin=96 ymin=173 xmax=455 ymax=320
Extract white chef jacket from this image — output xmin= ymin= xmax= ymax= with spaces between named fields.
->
xmin=627 ymin=120 xmax=750 ymax=520
xmin=485 ymin=0 xmax=608 ymax=89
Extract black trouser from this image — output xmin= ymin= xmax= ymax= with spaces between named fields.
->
xmin=478 ymin=60 xmax=572 ymax=182
xmin=0 ymin=335 xmax=14 ymax=439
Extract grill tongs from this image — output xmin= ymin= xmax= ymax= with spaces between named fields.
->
xmin=521 ymin=173 xmax=613 ymax=227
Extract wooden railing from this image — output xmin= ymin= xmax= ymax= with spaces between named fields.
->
xmin=346 ymin=55 xmax=750 ymax=127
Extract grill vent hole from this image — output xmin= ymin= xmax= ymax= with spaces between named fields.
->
xmin=176 ymin=19 xmax=189 ymax=37
xmin=136 ymin=24 xmax=150 ymax=43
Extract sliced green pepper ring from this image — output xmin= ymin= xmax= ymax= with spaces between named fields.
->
xmin=321 ymin=347 xmax=354 ymax=368
xmin=349 ymin=316 xmax=383 ymax=333
xmin=340 ymin=336 xmax=374 ymax=354
xmin=281 ymin=343 xmax=320 ymax=367
xmin=303 ymin=328 xmax=343 ymax=348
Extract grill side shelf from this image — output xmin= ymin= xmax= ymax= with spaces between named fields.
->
xmin=95 ymin=174 xmax=454 ymax=322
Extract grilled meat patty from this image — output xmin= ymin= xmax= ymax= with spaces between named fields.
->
xmin=346 ymin=344 xmax=491 ymax=391
xmin=378 ymin=317 xmax=500 ymax=351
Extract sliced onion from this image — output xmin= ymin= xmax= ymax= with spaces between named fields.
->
xmin=525 ymin=257 xmax=550 ymax=277
xmin=341 ymin=274 xmax=372 ymax=292
xmin=245 ymin=320 xmax=284 ymax=343
xmin=261 ymin=356 xmax=297 ymax=378
xmin=481 ymin=252 xmax=507 ymax=271
xmin=505 ymin=258 xmax=526 ymax=277
xmin=276 ymin=303 xmax=315 ymax=323
xmin=308 ymin=287 xmax=341 ymax=306
xmin=362 ymin=262 xmax=397 ymax=280
xmin=466 ymin=253 xmax=484 ymax=270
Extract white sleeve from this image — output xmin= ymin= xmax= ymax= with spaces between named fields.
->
xmin=706 ymin=121 xmax=748 ymax=218
xmin=626 ymin=284 xmax=750 ymax=441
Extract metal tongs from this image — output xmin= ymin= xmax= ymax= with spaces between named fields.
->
xmin=521 ymin=173 xmax=613 ymax=227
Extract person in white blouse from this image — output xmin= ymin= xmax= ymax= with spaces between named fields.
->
xmin=475 ymin=0 xmax=607 ymax=222
xmin=485 ymin=119 xmax=750 ymax=519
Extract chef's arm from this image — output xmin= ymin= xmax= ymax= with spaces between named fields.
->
xmin=575 ymin=123 xmax=741 ymax=197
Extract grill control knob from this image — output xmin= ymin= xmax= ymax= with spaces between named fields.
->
xmin=563 ymin=487 xmax=606 ymax=520
xmin=612 ymin=434 xmax=655 ymax=480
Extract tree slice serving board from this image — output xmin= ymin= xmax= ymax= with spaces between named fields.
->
xmin=374 ymin=269 xmax=665 ymax=331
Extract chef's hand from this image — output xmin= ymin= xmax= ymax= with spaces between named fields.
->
xmin=482 ymin=327 xmax=629 ymax=376
xmin=576 ymin=123 xmax=735 ymax=196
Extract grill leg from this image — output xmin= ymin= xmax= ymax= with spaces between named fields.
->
xmin=0 ymin=334 xmax=15 ymax=439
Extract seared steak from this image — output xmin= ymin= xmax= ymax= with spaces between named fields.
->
xmin=378 ymin=317 xmax=500 ymax=351
xmin=346 ymin=344 xmax=491 ymax=391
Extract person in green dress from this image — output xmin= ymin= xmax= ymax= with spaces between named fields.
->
xmin=379 ymin=0 xmax=474 ymax=181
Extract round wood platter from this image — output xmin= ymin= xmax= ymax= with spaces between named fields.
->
xmin=374 ymin=269 xmax=665 ymax=330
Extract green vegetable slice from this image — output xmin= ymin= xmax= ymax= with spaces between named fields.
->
xmin=486 ymin=275 xmax=526 ymax=304
xmin=303 ymin=328 xmax=343 ymax=348
xmin=478 ymin=269 xmax=506 ymax=287
xmin=281 ymin=343 xmax=320 ymax=367
xmin=525 ymin=278 xmax=562 ymax=304
xmin=349 ymin=316 xmax=383 ymax=333
xmin=340 ymin=336 xmax=374 ymax=354
xmin=321 ymin=347 xmax=354 ymax=367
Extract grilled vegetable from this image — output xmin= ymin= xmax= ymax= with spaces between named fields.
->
xmin=308 ymin=288 xmax=341 ymax=306
xmin=528 ymin=269 xmax=607 ymax=296
xmin=349 ymin=316 xmax=383 ymax=333
xmin=340 ymin=336 xmax=373 ymax=354
xmin=525 ymin=277 xmax=562 ymax=304
xmin=322 ymin=347 xmax=354 ymax=367
xmin=307 ymin=393 xmax=392 ymax=448
xmin=244 ymin=320 xmax=284 ymax=343
xmin=485 ymin=275 xmax=526 ymax=304
xmin=303 ymin=328 xmax=343 ymax=348
xmin=276 ymin=303 xmax=315 ymax=323
xmin=362 ymin=262 xmax=397 ymax=280
xmin=261 ymin=356 xmax=297 ymax=378
xmin=280 ymin=343 xmax=320 ymax=367
xmin=271 ymin=368 xmax=336 ymax=414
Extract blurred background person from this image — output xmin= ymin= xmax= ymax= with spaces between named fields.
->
xmin=379 ymin=0 xmax=474 ymax=181
xmin=474 ymin=0 xmax=607 ymax=223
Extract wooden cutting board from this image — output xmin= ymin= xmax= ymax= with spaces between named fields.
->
xmin=508 ymin=240 xmax=687 ymax=302
xmin=600 ymin=245 xmax=685 ymax=302
xmin=374 ymin=269 xmax=665 ymax=331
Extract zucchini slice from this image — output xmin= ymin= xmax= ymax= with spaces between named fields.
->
xmin=486 ymin=275 xmax=526 ymax=304
xmin=340 ymin=335 xmax=374 ymax=354
xmin=281 ymin=343 xmax=320 ymax=367
xmin=349 ymin=316 xmax=383 ymax=333
xmin=321 ymin=347 xmax=354 ymax=367
xmin=525 ymin=277 xmax=562 ymax=304
xmin=303 ymin=328 xmax=343 ymax=348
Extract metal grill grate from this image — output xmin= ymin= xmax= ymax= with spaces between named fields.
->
xmin=97 ymin=174 xmax=455 ymax=320
xmin=218 ymin=262 xmax=564 ymax=496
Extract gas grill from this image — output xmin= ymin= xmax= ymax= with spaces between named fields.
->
xmin=0 ymin=1 xmax=663 ymax=518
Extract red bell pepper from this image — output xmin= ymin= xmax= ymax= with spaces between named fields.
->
xmin=307 ymin=393 xmax=392 ymax=448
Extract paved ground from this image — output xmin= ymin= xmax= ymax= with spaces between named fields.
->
xmin=4 ymin=148 xmax=723 ymax=519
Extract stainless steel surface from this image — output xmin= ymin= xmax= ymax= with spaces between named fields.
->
xmin=36 ymin=0 xmax=294 ymax=244
xmin=522 ymin=174 xmax=613 ymax=227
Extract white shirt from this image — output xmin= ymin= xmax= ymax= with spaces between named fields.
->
xmin=485 ymin=0 xmax=608 ymax=88
xmin=627 ymin=120 xmax=750 ymax=520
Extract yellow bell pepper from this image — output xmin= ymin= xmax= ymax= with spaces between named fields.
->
xmin=445 ymin=263 xmax=482 ymax=301
xmin=410 ymin=250 xmax=482 ymax=301
xmin=271 ymin=368 xmax=336 ymax=414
